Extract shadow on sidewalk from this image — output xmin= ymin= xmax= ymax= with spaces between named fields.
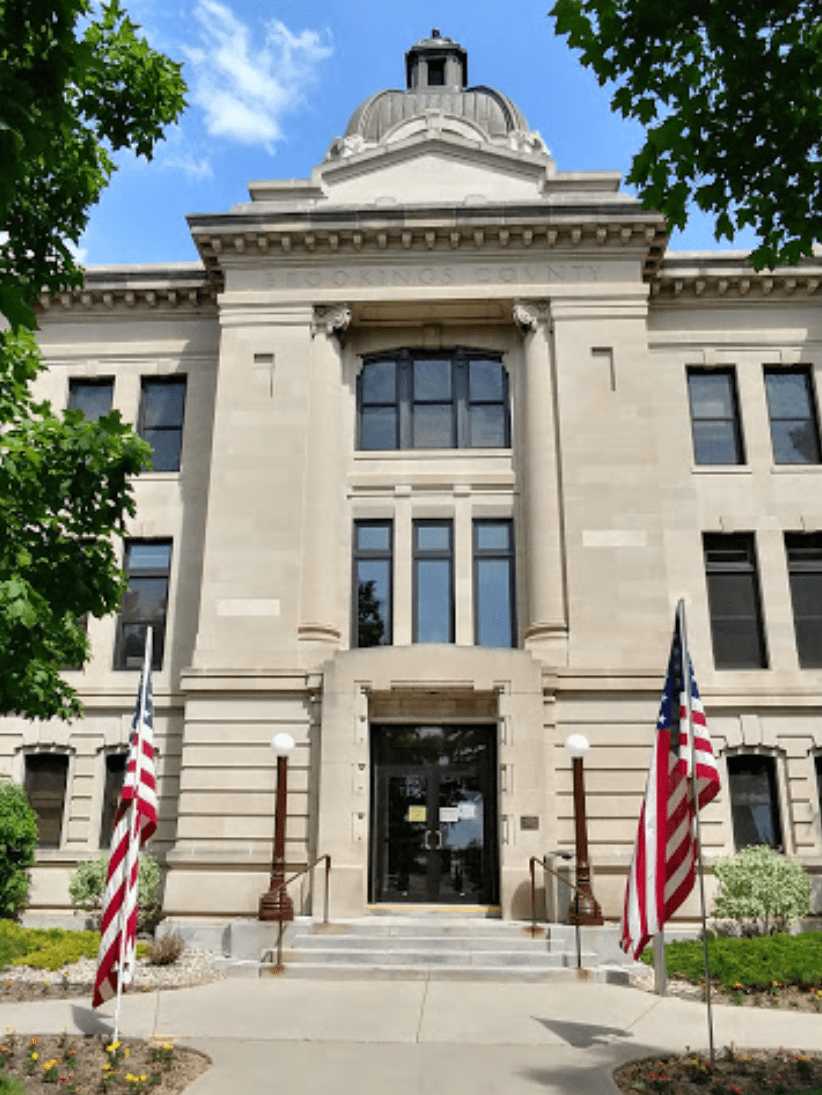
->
xmin=71 ymin=1004 xmax=112 ymax=1037
xmin=533 ymin=1018 xmax=634 ymax=1049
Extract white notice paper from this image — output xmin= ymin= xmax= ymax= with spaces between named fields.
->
xmin=439 ymin=807 xmax=459 ymax=823
xmin=457 ymin=802 xmax=478 ymax=820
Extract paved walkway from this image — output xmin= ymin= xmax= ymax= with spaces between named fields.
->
xmin=3 ymin=977 xmax=821 ymax=1094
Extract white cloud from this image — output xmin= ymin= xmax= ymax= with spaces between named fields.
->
xmin=182 ymin=1 xmax=332 ymax=150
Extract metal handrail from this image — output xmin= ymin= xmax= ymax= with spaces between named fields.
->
xmin=528 ymin=854 xmax=584 ymax=969
xmin=265 ymin=854 xmax=332 ymax=972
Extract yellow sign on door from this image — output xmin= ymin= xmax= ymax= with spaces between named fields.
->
xmin=406 ymin=805 xmax=426 ymax=823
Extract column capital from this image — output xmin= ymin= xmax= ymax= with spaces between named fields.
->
xmin=512 ymin=299 xmax=551 ymax=333
xmin=312 ymin=303 xmax=352 ymax=340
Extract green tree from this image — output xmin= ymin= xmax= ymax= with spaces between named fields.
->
xmin=357 ymin=580 xmax=386 ymax=647
xmin=551 ymin=1 xmax=822 ymax=268
xmin=0 ymin=782 xmax=38 ymax=918
xmin=0 ymin=1 xmax=186 ymax=719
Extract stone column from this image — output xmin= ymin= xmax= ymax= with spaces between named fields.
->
xmin=513 ymin=300 xmax=568 ymax=664
xmin=298 ymin=304 xmax=351 ymax=648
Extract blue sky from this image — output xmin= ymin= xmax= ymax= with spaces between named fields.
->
xmin=81 ymin=0 xmax=758 ymax=267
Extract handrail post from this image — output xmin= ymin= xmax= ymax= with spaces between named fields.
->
xmin=324 ymin=855 xmax=331 ymax=925
xmin=529 ymin=857 xmax=537 ymax=936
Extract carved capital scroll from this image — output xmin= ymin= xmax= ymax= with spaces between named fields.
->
xmin=312 ymin=304 xmax=352 ymax=340
xmin=512 ymin=299 xmax=551 ymax=333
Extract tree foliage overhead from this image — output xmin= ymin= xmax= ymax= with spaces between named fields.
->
xmin=0 ymin=1 xmax=185 ymax=720
xmin=551 ymin=0 xmax=822 ymax=268
xmin=1 ymin=0 xmax=186 ymax=328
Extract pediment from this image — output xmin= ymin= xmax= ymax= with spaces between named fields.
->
xmin=317 ymin=131 xmax=550 ymax=206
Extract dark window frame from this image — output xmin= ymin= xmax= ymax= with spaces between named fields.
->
xmin=138 ymin=375 xmax=187 ymax=473
xmin=785 ymin=532 xmax=822 ymax=668
xmin=99 ymin=751 xmax=128 ymax=848
xmin=68 ymin=377 xmax=115 ymax=421
xmin=727 ymin=752 xmax=784 ymax=851
xmin=687 ymin=367 xmax=745 ymax=465
xmin=703 ymin=532 xmax=768 ymax=669
xmin=351 ymin=519 xmax=394 ymax=648
xmin=357 ymin=351 xmax=511 ymax=451
xmin=412 ymin=519 xmax=455 ymax=644
xmin=764 ymin=365 xmax=822 ymax=465
xmin=816 ymin=755 xmax=822 ymax=835
xmin=113 ymin=538 xmax=173 ymax=671
xmin=23 ymin=751 xmax=70 ymax=849
xmin=473 ymin=519 xmax=516 ymax=648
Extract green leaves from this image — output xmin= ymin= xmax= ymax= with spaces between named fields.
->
xmin=550 ymin=0 xmax=822 ymax=268
xmin=0 ymin=2 xmax=182 ymax=719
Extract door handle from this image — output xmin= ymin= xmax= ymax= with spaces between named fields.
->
xmin=434 ymin=830 xmax=443 ymax=850
xmin=423 ymin=830 xmax=432 ymax=850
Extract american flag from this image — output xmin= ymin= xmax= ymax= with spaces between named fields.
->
xmin=620 ymin=611 xmax=720 ymax=960
xmin=92 ymin=634 xmax=158 ymax=1008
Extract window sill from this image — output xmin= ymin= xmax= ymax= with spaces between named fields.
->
xmin=770 ymin=464 xmax=822 ymax=474
xmin=131 ymin=471 xmax=181 ymax=482
xmin=691 ymin=465 xmax=752 ymax=475
xmin=355 ymin=448 xmax=512 ymax=461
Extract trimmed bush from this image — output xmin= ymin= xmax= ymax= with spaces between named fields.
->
xmin=69 ymin=852 xmax=162 ymax=933
xmin=641 ymin=931 xmax=822 ymax=991
xmin=713 ymin=845 xmax=811 ymax=935
xmin=0 ymin=783 xmax=38 ymax=918
xmin=0 ymin=919 xmax=149 ymax=971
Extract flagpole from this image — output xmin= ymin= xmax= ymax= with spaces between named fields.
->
xmin=113 ymin=626 xmax=152 ymax=1043
xmin=677 ymin=599 xmax=715 ymax=1066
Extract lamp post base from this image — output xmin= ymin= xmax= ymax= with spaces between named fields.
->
xmin=568 ymin=892 xmax=604 ymax=927
xmin=258 ymin=887 xmax=294 ymax=922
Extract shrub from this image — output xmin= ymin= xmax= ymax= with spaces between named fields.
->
xmin=713 ymin=845 xmax=811 ymax=935
xmin=10 ymin=929 xmax=99 ymax=970
xmin=69 ymin=853 xmax=162 ymax=933
xmin=0 ymin=783 xmax=38 ymax=918
xmin=641 ymin=931 xmax=822 ymax=991
xmin=146 ymin=931 xmax=184 ymax=966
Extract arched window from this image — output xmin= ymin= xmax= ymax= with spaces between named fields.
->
xmin=727 ymin=753 xmax=783 ymax=851
xmin=357 ymin=351 xmax=510 ymax=451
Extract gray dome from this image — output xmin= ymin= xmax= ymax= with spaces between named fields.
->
xmin=336 ymin=30 xmax=540 ymax=153
xmin=345 ymin=85 xmax=530 ymax=145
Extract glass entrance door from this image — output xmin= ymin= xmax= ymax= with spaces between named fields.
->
xmin=370 ymin=725 xmax=498 ymax=904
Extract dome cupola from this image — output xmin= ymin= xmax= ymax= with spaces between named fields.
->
xmin=405 ymin=29 xmax=468 ymax=90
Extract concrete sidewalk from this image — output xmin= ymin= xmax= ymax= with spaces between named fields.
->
xmin=2 ymin=978 xmax=821 ymax=1093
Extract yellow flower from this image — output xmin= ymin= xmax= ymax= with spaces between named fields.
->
xmin=31 ymin=1052 xmax=39 ymax=1061
xmin=162 ymin=1042 xmax=173 ymax=1051
xmin=124 ymin=1046 xmax=130 ymax=1057
xmin=42 ymin=1058 xmax=58 ymax=1070
xmin=140 ymin=1075 xmax=147 ymax=1082
xmin=102 ymin=1062 xmax=112 ymax=1072
xmin=106 ymin=1040 xmax=121 ymax=1053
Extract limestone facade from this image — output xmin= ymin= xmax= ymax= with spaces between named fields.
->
xmin=3 ymin=32 xmax=821 ymax=923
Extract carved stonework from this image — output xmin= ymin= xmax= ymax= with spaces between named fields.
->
xmin=512 ymin=299 xmax=550 ymax=332
xmin=312 ymin=304 xmax=352 ymax=339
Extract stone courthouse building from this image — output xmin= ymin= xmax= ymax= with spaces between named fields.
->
xmin=5 ymin=31 xmax=822 ymax=925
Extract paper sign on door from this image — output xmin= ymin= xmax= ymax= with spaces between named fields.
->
xmin=457 ymin=802 xmax=478 ymax=820
xmin=439 ymin=806 xmax=460 ymax=823
xmin=406 ymin=805 xmax=426 ymax=823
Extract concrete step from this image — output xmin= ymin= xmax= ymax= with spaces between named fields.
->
xmin=281 ymin=946 xmax=590 ymax=968
xmin=289 ymin=932 xmax=559 ymax=952
xmin=298 ymin=917 xmax=544 ymax=938
xmin=271 ymin=964 xmax=617 ymax=983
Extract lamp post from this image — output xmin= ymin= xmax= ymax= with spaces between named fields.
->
xmin=564 ymin=734 xmax=603 ymax=927
xmin=259 ymin=732 xmax=296 ymax=922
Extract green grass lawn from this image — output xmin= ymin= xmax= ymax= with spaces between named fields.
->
xmin=641 ymin=931 xmax=822 ymax=991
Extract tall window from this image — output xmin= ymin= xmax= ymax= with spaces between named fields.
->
xmin=704 ymin=533 xmax=767 ymax=669
xmin=413 ymin=520 xmax=454 ymax=643
xmin=474 ymin=520 xmax=515 ymax=647
xmin=352 ymin=521 xmax=393 ymax=647
xmin=114 ymin=540 xmax=172 ymax=670
xmin=764 ymin=367 xmax=821 ymax=464
xmin=727 ymin=754 xmax=783 ymax=850
xmin=68 ymin=378 xmax=113 ymax=421
xmin=785 ymin=533 xmax=822 ymax=668
xmin=816 ymin=755 xmax=822 ymax=833
xmin=138 ymin=377 xmax=187 ymax=472
xmin=100 ymin=753 xmax=127 ymax=848
xmin=687 ymin=368 xmax=744 ymax=464
xmin=24 ymin=754 xmax=69 ymax=848
xmin=358 ymin=353 xmax=509 ymax=451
